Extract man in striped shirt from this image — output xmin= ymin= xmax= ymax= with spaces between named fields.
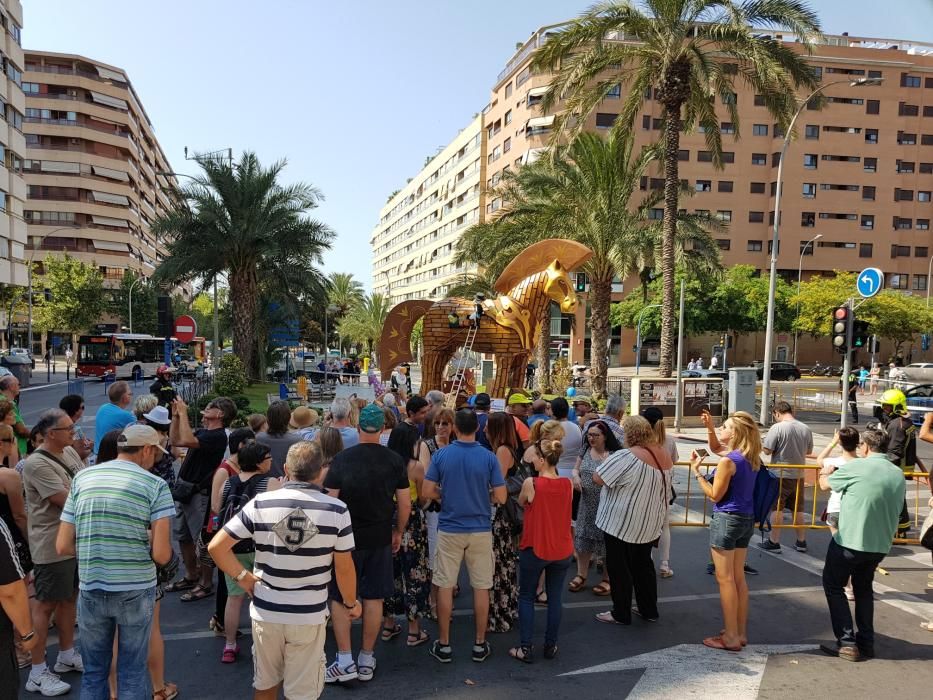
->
xmin=210 ymin=441 xmax=359 ymax=700
xmin=56 ymin=424 xmax=175 ymax=699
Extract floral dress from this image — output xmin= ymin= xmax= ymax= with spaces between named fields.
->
xmin=488 ymin=453 xmax=521 ymax=633
xmin=385 ymin=482 xmax=431 ymax=621
xmin=574 ymin=450 xmax=607 ymax=558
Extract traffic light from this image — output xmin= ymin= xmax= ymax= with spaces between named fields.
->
xmin=852 ymin=320 xmax=870 ymax=350
xmin=157 ymin=296 xmax=172 ymax=338
xmin=575 ymin=272 xmax=587 ymax=292
xmin=831 ymin=305 xmax=850 ymax=354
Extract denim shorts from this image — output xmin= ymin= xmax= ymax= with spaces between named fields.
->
xmin=709 ymin=512 xmax=754 ymax=550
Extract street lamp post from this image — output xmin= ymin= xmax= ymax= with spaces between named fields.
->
xmin=793 ymin=233 xmax=823 ymax=365
xmin=759 ymin=77 xmax=883 ymax=425
xmin=26 ymin=225 xmax=81 ymax=355
xmin=127 ymin=276 xmax=144 ymax=333
xmin=926 ymin=254 xmax=933 ymax=308
xmin=324 ymin=304 xmax=338 ymax=385
xmin=634 ymin=303 xmax=661 ymax=374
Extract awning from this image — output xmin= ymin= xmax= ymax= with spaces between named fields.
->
xmin=527 ymin=86 xmax=550 ymax=98
xmin=93 ymin=239 xmax=130 ymax=252
xmin=92 ymin=165 xmax=130 ymax=181
xmin=526 ymin=115 xmax=555 ymax=129
xmin=89 ymin=91 xmax=128 ymax=110
xmin=95 ymin=66 xmax=126 ymax=82
xmin=91 ymin=190 xmax=129 ymax=206
xmin=91 ymin=215 xmax=129 ymax=228
xmin=39 ymin=160 xmax=80 ymax=174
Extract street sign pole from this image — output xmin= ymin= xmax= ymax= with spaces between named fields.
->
xmin=840 ymin=297 xmax=854 ymax=429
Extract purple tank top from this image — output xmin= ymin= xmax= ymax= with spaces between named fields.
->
xmin=713 ymin=449 xmax=755 ymax=515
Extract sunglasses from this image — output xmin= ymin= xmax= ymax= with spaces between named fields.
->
xmin=434 ymin=421 xmax=450 ymax=426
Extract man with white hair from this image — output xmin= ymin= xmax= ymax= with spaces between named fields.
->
xmin=426 ymin=390 xmax=445 ymax=409
xmin=330 ymin=398 xmax=359 ymax=449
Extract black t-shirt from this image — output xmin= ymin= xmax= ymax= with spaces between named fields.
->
xmin=177 ymin=427 xmax=228 ymax=489
xmin=0 ymin=519 xmax=25 ymax=642
xmin=324 ymin=443 xmax=408 ymax=550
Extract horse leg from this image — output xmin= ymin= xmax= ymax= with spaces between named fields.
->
xmin=490 ymin=353 xmax=516 ymax=398
xmin=420 ymin=350 xmax=444 ymax=394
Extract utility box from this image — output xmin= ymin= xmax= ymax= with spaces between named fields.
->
xmin=0 ymin=355 xmax=31 ymax=387
xmin=728 ymin=367 xmax=758 ymax=416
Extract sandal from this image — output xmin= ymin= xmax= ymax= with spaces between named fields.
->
xmin=534 ymin=591 xmax=548 ymax=605
xmin=568 ymin=575 xmax=586 ymax=592
xmin=543 ymin=644 xmax=558 ymax=660
xmin=407 ymin=630 xmax=430 ymax=647
xmin=920 ymin=621 xmax=933 ymax=632
xmin=164 ymin=577 xmax=197 ymax=593
xmin=508 ymin=644 xmax=534 ymax=664
xmin=703 ymin=635 xmax=742 ymax=652
xmin=179 ymin=585 xmax=213 ymax=602
xmin=381 ymin=623 xmax=402 ymax=641
xmin=595 ymin=611 xmax=629 ymax=625
xmin=209 ymin=614 xmax=224 ymax=635
xmin=153 ymin=682 xmax=178 ymax=700
xmin=719 ymin=629 xmax=747 ymax=647
xmin=591 ymin=581 xmax=611 ymax=596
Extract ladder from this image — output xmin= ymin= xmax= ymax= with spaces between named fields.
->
xmin=446 ymin=323 xmax=479 ymax=408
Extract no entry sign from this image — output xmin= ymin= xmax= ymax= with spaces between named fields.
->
xmin=173 ymin=315 xmax=197 ymax=343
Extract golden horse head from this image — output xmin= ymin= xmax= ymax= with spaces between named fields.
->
xmin=494 ymin=239 xmax=594 ymax=314
xmin=543 ymin=260 xmax=577 ymax=313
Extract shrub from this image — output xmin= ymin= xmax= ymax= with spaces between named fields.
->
xmin=215 ymin=354 xmax=247 ymax=396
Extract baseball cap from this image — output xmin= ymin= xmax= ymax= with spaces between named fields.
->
xmin=118 ymin=425 xmax=168 ymax=454
xmin=359 ymin=403 xmax=385 ymax=433
xmin=142 ymin=405 xmax=171 ymax=426
xmin=474 ymin=392 xmax=491 ymax=409
xmin=507 ymin=393 xmax=532 ymax=406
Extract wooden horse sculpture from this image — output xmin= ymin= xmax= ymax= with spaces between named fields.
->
xmin=379 ymin=239 xmax=593 ymax=398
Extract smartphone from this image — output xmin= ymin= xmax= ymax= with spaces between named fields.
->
xmin=695 ymin=447 xmax=711 ymax=459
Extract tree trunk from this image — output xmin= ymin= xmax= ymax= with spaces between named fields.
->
xmin=658 ymin=105 xmax=682 ymax=378
xmin=228 ymin=265 xmax=258 ymax=379
xmin=536 ymin=304 xmax=551 ymax=392
xmin=589 ymin=273 xmax=612 ymax=398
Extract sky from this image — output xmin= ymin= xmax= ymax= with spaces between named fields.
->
xmin=22 ymin=0 xmax=933 ymax=290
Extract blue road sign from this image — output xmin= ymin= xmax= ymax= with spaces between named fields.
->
xmin=856 ymin=267 xmax=884 ymax=298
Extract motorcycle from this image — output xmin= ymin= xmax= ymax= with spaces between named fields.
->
xmin=809 ymin=361 xmax=835 ymax=377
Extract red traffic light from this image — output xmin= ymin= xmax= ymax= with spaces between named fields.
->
xmin=833 ymin=307 xmax=849 ymax=319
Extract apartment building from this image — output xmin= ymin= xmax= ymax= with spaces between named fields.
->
xmin=483 ymin=26 xmax=933 ymax=365
xmin=0 ymin=0 xmax=27 ymax=293
xmin=22 ymin=51 xmax=177 ymax=300
xmin=371 ymin=115 xmax=484 ymax=305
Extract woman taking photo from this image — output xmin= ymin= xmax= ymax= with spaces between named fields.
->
xmin=594 ymin=416 xmax=672 ymax=626
xmin=569 ymin=420 xmax=620 ymax=595
xmin=689 ymin=410 xmax=760 ymax=651
xmin=510 ymin=435 xmax=572 ymax=662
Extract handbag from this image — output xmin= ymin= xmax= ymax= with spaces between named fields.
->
xmin=170 ymin=478 xmax=198 ymax=504
xmin=921 ymin=509 xmax=933 ymax=551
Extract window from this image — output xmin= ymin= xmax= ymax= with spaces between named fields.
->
xmin=716 ymin=210 xmax=732 ymax=223
xmin=868 ymin=70 xmax=882 ymax=79
xmin=747 ymin=240 xmax=763 ymax=251
xmin=754 ymin=94 xmax=766 ymax=106
xmin=811 ymin=66 xmax=823 ymax=80
xmin=722 ymin=92 xmax=736 ymax=105
xmin=801 ymin=212 xmax=815 ymax=227
xmin=919 ymin=191 xmax=931 ymax=202
xmin=859 ymin=243 xmax=873 ymax=258
xmin=890 ymin=274 xmax=908 ymax=290
xmin=860 ymin=215 xmax=874 ymax=230
xmin=647 ymin=208 xmax=664 ymax=220
xmin=505 ymin=82 xmax=513 ymax=98
xmin=866 ymin=100 xmax=880 ymax=115
xmin=503 ymin=137 xmax=511 ymax=153
xmin=898 ymin=131 xmax=917 ymax=145
xmin=721 ymin=122 xmax=735 ymax=134
xmin=695 ymin=180 xmax=711 ymax=192
xmin=923 ymin=163 xmax=933 ymax=174
xmin=895 ymin=217 xmax=912 ymax=230
xmin=596 ymin=112 xmax=617 ymax=128
xmin=864 ymin=157 xmax=877 ymax=172
xmin=803 ymin=154 xmax=817 ymax=169
xmin=805 ymin=125 xmax=819 ymax=139
xmin=922 ymin=134 xmax=933 ymax=145
xmin=901 ymin=73 xmax=922 ymax=88
xmin=774 ymin=124 xmax=785 ymax=138
xmin=21 ymin=82 xmax=39 ymax=94
xmin=641 ymin=114 xmax=651 ymax=130
xmin=504 ymin=109 xmax=512 ymax=125
xmin=718 ymin=180 xmax=733 ymax=193
xmin=751 ymin=153 xmax=767 ymax=165
xmin=924 ymin=106 xmax=933 ymax=118
xmin=862 ymin=186 xmax=875 ymax=201
xmin=917 ymin=247 xmax=930 ymax=258
xmin=891 ymin=245 xmax=911 ymax=258
xmin=823 ymin=126 xmax=862 ymax=134
xmin=716 ymin=239 xmax=731 ymax=250
xmin=864 ymin=129 xmax=878 ymax=144
xmin=748 ymin=211 xmax=764 ymax=223
xmin=918 ymin=219 xmax=931 ymax=230
xmin=913 ymin=276 xmax=928 ymax=292
xmin=698 ymin=151 xmax=713 ymax=162
xmin=721 ymin=151 xmax=735 ymax=164
xmin=819 ymin=213 xmax=858 ymax=221
xmin=821 ymin=154 xmax=860 ymax=163
xmin=802 ymin=183 xmax=816 ymax=198
xmin=895 ymin=188 xmax=914 ymax=202
xmin=827 ymin=67 xmax=865 ymax=76
xmin=767 ymin=240 xmax=781 ymax=254
xmin=899 ymin=103 xmax=920 ymax=117
xmin=750 ymin=181 xmax=766 ymax=194
xmin=678 ymin=149 xmax=689 ymax=161
xmin=897 ymin=160 xmax=916 ymax=173
xmin=753 ymin=124 xmax=768 ymax=136
xmin=800 ymin=241 xmax=815 ymax=255
xmin=606 ymin=83 xmax=621 ymax=98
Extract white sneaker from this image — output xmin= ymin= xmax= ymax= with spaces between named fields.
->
xmin=25 ymin=669 xmax=71 ymax=696
xmin=54 ymin=651 xmax=84 ymax=673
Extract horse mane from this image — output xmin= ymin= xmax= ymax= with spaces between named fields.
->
xmin=493 ymin=239 xmax=593 ymax=294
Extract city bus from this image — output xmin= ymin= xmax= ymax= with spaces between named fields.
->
xmin=76 ymin=333 xmax=167 ymax=379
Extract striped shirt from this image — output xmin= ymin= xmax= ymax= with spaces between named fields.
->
xmin=594 ymin=449 xmax=669 ymax=544
xmin=61 ymin=459 xmax=175 ymax=591
xmin=224 ymin=482 xmax=354 ymax=625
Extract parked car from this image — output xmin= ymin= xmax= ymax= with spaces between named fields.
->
xmin=681 ymin=369 xmax=729 ymax=380
xmin=755 ymin=362 xmax=801 ymax=381
xmin=898 ymin=363 xmax=933 ymax=385
xmin=872 ymin=383 xmax=933 ymax=427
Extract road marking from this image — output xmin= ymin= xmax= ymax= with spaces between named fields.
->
xmin=561 ymin=643 xmax=816 ymax=698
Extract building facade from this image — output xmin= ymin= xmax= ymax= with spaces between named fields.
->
xmin=371 ymin=115 xmax=484 ymax=305
xmin=0 ymin=0 xmax=27 ymax=293
xmin=21 ymin=51 xmax=178 ymax=304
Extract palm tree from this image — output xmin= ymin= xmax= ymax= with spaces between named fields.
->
xmin=327 ymin=272 xmax=364 ymax=316
xmin=337 ymin=292 xmax=392 ymax=363
xmin=533 ymin=0 xmax=822 ymax=376
xmin=152 ymin=152 xmax=334 ymax=376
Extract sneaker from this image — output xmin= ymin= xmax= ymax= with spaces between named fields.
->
xmin=758 ymin=540 xmax=781 ymax=553
xmin=324 ymin=660 xmax=358 ymax=684
xmin=794 ymin=540 xmax=808 ymax=553
xmin=25 ymin=669 xmax=71 ymax=696
xmin=53 ymin=652 xmax=84 ymax=674
xmin=221 ymin=645 xmax=239 ymax=664
xmin=472 ymin=640 xmax=491 ymax=663
xmin=430 ymin=640 xmax=453 ymax=664
xmin=658 ymin=561 xmax=673 ymax=578
xmin=744 ymin=563 xmax=759 ymax=575
xmin=357 ymin=657 xmax=376 ymax=682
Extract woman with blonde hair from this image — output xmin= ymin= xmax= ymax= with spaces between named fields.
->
xmin=689 ymin=411 xmax=760 ymax=651
xmin=641 ymin=407 xmax=679 ymax=578
xmin=133 ymin=393 xmax=159 ymax=421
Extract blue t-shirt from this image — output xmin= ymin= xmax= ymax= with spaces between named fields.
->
xmin=475 ymin=412 xmax=491 ymax=450
xmin=93 ymin=403 xmax=136 ymax=453
xmin=426 ymin=440 xmax=505 ymax=533
xmin=338 ymin=426 xmax=360 ymax=449
xmin=527 ymin=413 xmax=548 ymax=427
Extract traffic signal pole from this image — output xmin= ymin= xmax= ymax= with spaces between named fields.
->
xmin=840 ymin=297 xmax=855 ymax=429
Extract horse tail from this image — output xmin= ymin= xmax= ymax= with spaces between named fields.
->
xmin=378 ymin=300 xmax=433 ymax=381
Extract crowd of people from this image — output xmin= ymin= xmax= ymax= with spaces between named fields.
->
xmin=0 ymin=367 xmax=930 ymax=698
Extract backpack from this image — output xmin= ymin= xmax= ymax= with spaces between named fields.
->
xmin=752 ymin=465 xmax=781 ymax=542
xmin=502 ymin=453 xmax=532 ymax=535
xmin=221 ymin=476 xmax=264 ymax=553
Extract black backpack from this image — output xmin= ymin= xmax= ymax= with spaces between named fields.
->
xmin=221 ymin=476 xmax=264 ymax=553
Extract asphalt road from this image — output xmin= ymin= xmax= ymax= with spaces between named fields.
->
xmin=19 ymin=431 xmax=933 ymax=699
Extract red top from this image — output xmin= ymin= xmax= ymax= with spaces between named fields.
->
xmin=520 ymin=477 xmax=573 ymax=561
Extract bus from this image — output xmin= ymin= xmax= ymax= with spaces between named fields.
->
xmin=76 ymin=333 xmax=167 ymax=379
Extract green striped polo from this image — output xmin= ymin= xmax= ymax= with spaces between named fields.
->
xmin=61 ymin=459 xmax=175 ymax=591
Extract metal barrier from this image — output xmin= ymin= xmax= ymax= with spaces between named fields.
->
xmin=669 ymin=461 xmax=928 ymax=546
xmin=66 ymin=378 xmax=84 ymax=396
xmin=792 ymin=388 xmax=843 ymax=414
xmin=605 ymin=377 xmax=631 ymax=401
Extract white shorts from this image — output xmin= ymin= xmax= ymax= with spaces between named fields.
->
xmin=252 ymin=619 xmax=326 ymax=699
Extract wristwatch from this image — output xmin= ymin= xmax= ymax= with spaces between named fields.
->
xmin=343 ymin=598 xmax=359 ymax=609
xmin=234 ymin=569 xmax=249 ymax=582
xmin=20 ymin=629 xmax=35 ymax=642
